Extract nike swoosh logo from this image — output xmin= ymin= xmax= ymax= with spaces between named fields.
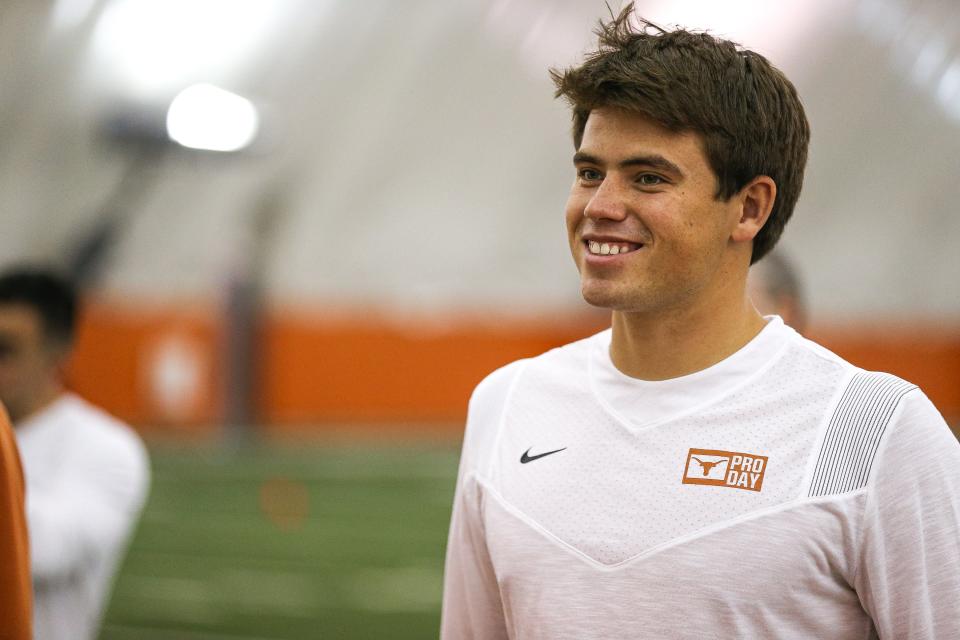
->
xmin=520 ymin=447 xmax=567 ymax=464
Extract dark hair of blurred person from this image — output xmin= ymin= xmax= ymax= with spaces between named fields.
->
xmin=0 ymin=268 xmax=76 ymax=423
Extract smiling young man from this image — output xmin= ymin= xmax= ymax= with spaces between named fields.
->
xmin=441 ymin=7 xmax=960 ymax=639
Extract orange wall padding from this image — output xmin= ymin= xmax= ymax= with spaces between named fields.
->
xmin=258 ymin=310 xmax=607 ymax=429
xmin=64 ymin=301 xmax=960 ymax=431
xmin=811 ymin=325 xmax=960 ymax=421
xmin=66 ymin=300 xmax=221 ymax=432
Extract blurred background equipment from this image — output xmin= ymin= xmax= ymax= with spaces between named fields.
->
xmin=748 ymin=251 xmax=807 ymax=333
xmin=1 ymin=0 xmax=958 ymax=637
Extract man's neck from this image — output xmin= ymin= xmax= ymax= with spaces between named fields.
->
xmin=609 ymin=292 xmax=766 ymax=382
xmin=10 ymin=384 xmax=63 ymax=426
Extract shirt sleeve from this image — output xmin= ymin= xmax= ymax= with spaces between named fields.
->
xmin=855 ymin=389 xmax=960 ymax=638
xmin=0 ymin=404 xmax=32 ymax=640
xmin=441 ymin=362 xmax=522 ymax=640
xmin=27 ymin=424 xmax=149 ymax=584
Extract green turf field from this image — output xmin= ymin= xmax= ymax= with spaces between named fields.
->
xmin=99 ymin=439 xmax=461 ymax=639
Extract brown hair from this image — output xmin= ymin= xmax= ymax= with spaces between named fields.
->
xmin=551 ymin=4 xmax=810 ymax=263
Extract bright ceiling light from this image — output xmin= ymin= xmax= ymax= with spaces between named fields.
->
xmin=88 ymin=0 xmax=296 ymax=99
xmin=166 ymin=84 xmax=259 ymax=152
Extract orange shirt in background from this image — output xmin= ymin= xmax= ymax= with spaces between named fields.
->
xmin=0 ymin=404 xmax=31 ymax=639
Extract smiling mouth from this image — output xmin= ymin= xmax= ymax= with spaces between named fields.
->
xmin=585 ymin=240 xmax=642 ymax=256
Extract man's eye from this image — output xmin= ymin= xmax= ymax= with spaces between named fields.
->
xmin=578 ymin=169 xmax=602 ymax=181
xmin=638 ymin=174 xmax=664 ymax=186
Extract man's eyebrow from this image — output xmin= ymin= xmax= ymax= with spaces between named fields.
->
xmin=572 ymin=151 xmax=601 ymax=165
xmin=573 ymin=152 xmax=684 ymax=177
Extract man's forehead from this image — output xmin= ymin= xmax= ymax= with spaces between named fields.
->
xmin=580 ymin=108 xmax=704 ymax=155
xmin=578 ymin=107 xmax=709 ymax=170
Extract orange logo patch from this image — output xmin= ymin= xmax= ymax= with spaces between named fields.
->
xmin=682 ymin=448 xmax=768 ymax=492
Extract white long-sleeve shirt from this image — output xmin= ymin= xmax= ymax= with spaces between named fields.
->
xmin=441 ymin=317 xmax=960 ymax=639
xmin=16 ymin=392 xmax=150 ymax=640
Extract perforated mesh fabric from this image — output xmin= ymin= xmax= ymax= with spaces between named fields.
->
xmin=492 ymin=333 xmax=847 ymax=566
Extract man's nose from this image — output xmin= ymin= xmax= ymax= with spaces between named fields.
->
xmin=583 ymin=178 xmax=628 ymax=221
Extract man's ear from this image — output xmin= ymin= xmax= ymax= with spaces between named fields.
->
xmin=731 ymin=176 xmax=777 ymax=244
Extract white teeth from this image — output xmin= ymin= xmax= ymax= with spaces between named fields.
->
xmin=587 ymin=240 xmax=637 ymax=255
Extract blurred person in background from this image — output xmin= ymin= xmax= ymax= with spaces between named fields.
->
xmin=441 ymin=5 xmax=960 ymax=639
xmin=0 ymin=267 xmax=150 ymax=640
xmin=0 ymin=404 xmax=32 ymax=639
xmin=748 ymin=250 xmax=807 ymax=332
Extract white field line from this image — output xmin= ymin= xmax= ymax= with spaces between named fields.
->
xmin=114 ymin=565 xmax=441 ymax=618
xmin=101 ymin=623 xmax=283 ymax=640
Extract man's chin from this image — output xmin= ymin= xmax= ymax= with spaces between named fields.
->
xmin=581 ymin=281 xmax=661 ymax=313
xmin=581 ymin=283 xmax=628 ymax=310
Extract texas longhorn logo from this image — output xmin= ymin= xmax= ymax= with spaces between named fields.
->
xmin=682 ymin=448 xmax=768 ymax=492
